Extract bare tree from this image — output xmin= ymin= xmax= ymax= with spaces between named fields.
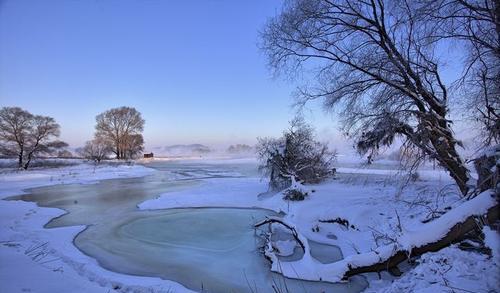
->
xmin=0 ymin=107 xmax=33 ymax=168
xmin=0 ymin=107 xmax=67 ymax=169
xmin=79 ymin=137 xmax=111 ymax=163
xmin=418 ymin=0 xmax=499 ymax=148
xmin=22 ymin=115 xmax=68 ymax=169
xmin=261 ymin=0 xmax=472 ymax=195
xmin=257 ymin=117 xmax=336 ymax=191
xmin=95 ymin=107 xmax=145 ymax=159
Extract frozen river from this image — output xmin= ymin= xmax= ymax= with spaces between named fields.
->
xmin=10 ymin=160 xmax=367 ymax=292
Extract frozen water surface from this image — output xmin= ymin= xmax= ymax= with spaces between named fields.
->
xmin=9 ymin=160 xmax=367 ymax=292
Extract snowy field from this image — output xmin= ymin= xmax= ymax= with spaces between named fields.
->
xmin=0 ymin=158 xmax=498 ymax=293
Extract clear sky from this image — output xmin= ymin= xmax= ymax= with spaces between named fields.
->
xmin=0 ymin=0 xmax=342 ymax=151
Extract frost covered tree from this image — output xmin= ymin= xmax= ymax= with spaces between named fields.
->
xmin=261 ymin=0 xmax=472 ymax=195
xmin=79 ymin=137 xmax=111 ymax=163
xmin=95 ymin=107 xmax=145 ymax=160
xmin=257 ymin=117 xmax=336 ymax=191
xmin=418 ymin=0 xmax=499 ymax=148
xmin=0 ymin=107 xmax=67 ymax=169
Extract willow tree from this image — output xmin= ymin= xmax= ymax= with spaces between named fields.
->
xmin=261 ymin=0 xmax=471 ymax=195
xmin=419 ymin=0 xmax=499 ymax=148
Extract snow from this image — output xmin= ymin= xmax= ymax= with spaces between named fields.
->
xmin=0 ymin=162 xmax=194 ymax=293
xmin=261 ymin=190 xmax=497 ymax=283
xmin=336 ymin=167 xmax=454 ymax=181
xmin=138 ymin=177 xmax=269 ymax=210
xmin=138 ymin=160 xmax=498 ymax=292
xmin=1 ymin=158 xmax=498 ymax=292
xmin=274 ymin=240 xmax=297 ymax=256
xmin=398 ymin=190 xmax=496 ymax=250
xmin=483 ymin=226 xmax=500 ymax=263
xmin=0 ymin=162 xmax=155 ymax=199
xmin=366 ymin=246 xmax=499 ymax=293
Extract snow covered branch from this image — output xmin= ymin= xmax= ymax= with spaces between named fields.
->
xmin=260 ymin=190 xmax=498 ymax=283
xmin=255 ymin=216 xmax=306 ymax=252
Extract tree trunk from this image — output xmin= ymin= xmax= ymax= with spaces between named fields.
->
xmin=259 ymin=191 xmax=497 ymax=283
xmin=473 ymin=145 xmax=499 ymax=193
xmin=24 ymin=140 xmax=41 ymax=170
xmin=23 ymin=152 xmax=33 ymax=170
xmin=430 ymin=134 xmax=470 ymax=195
xmin=342 ymin=203 xmax=498 ymax=279
xmin=425 ymin=113 xmax=470 ymax=196
xmin=18 ymin=149 xmax=23 ymax=168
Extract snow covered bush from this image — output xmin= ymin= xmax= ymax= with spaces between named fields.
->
xmin=78 ymin=137 xmax=111 ymax=163
xmin=257 ymin=117 xmax=336 ymax=191
xmin=283 ymin=188 xmax=308 ymax=201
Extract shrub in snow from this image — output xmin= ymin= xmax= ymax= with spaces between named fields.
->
xmin=319 ymin=217 xmax=356 ymax=230
xmin=257 ymin=117 xmax=336 ymax=191
xmin=283 ymin=188 xmax=308 ymax=201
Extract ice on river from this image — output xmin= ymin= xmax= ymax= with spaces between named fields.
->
xmin=5 ymin=160 xmax=367 ymax=293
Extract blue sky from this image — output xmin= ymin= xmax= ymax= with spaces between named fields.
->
xmin=0 ymin=0 xmax=475 ymax=154
xmin=0 ymin=0 xmax=341 ymax=150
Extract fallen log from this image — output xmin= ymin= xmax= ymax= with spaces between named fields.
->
xmin=260 ymin=190 xmax=498 ymax=283
xmin=342 ymin=202 xmax=498 ymax=279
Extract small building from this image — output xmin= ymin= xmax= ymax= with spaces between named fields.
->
xmin=143 ymin=152 xmax=154 ymax=159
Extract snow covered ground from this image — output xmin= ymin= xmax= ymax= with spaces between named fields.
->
xmin=0 ymin=158 xmax=498 ymax=292
xmin=140 ymin=160 xmax=499 ymax=293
